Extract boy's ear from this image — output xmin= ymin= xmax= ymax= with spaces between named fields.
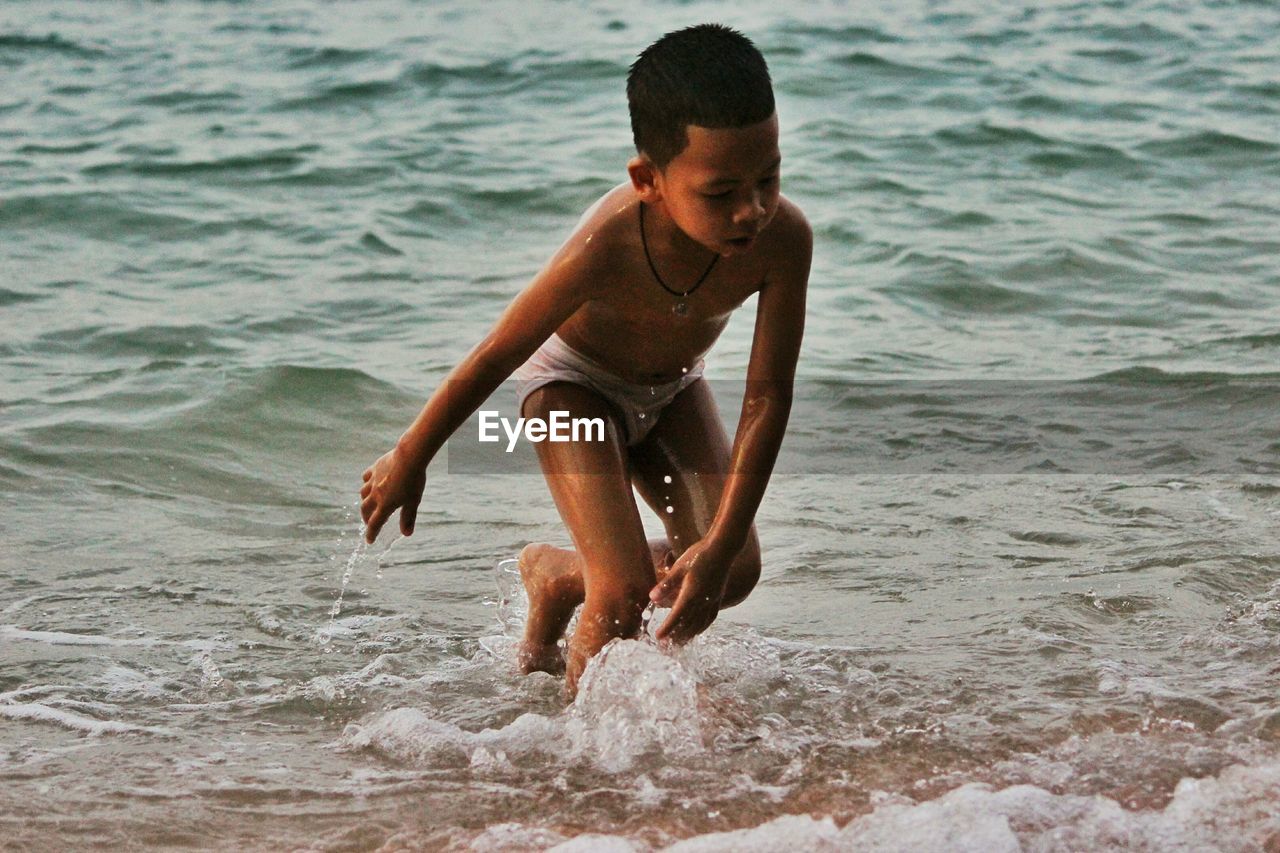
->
xmin=627 ymin=155 xmax=662 ymax=202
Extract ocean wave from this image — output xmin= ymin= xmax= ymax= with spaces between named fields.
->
xmin=275 ymin=53 xmax=572 ymax=113
xmin=259 ymin=163 xmax=396 ymax=187
xmin=885 ymin=251 xmax=1057 ymax=315
xmin=1024 ymin=141 xmax=1145 ymax=175
xmin=934 ymin=121 xmax=1057 ymax=149
xmin=833 ymin=52 xmax=944 ymax=81
xmin=32 ymin=323 xmax=240 ymax=359
xmin=932 ymin=210 xmax=997 ymax=228
xmin=1062 ymin=21 xmax=1191 ymax=47
xmin=404 ymin=57 xmax=526 ymax=90
xmin=5 ymin=192 xmax=196 ymax=239
xmin=3 ymin=364 xmax=411 ymax=508
xmin=280 ymin=44 xmax=378 ymax=69
xmin=0 ymin=287 xmax=46 ymax=306
xmin=1071 ymin=46 xmax=1148 ymax=64
xmin=16 ymin=140 xmax=100 ymax=155
xmin=778 ymin=23 xmax=902 ymax=44
xmin=0 ymin=32 xmax=107 ymax=58
xmin=1085 ymin=366 xmax=1280 ymax=385
xmin=82 ymin=146 xmax=318 ymax=179
xmin=134 ymin=89 xmax=243 ymax=109
xmin=1196 ymin=332 xmax=1280 ymax=350
xmin=1136 ymin=130 xmax=1278 ymax=160
xmin=276 ymin=78 xmax=404 ymax=111
xmin=1000 ymin=245 xmax=1140 ymax=283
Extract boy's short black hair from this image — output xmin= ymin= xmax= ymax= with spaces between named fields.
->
xmin=627 ymin=23 xmax=775 ymax=169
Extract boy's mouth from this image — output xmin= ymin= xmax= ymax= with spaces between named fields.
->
xmin=727 ymin=235 xmax=757 ymax=250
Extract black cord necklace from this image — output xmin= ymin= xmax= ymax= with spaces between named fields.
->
xmin=639 ymin=202 xmax=718 ymax=316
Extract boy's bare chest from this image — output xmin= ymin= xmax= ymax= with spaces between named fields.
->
xmin=613 ymin=246 xmax=761 ymax=317
xmin=560 ymin=258 xmax=762 ymax=381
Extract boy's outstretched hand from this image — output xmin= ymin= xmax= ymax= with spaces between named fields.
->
xmin=360 ymin=446 xmax=425 ymax=544
xmin=649 ymin=538 xmax=734 ymax=644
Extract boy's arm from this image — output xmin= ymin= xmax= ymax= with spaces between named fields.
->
xmin=360 ymin=237 xmax=597 ymax=543
xmin=654 ymin=205 xmax=812 ymax=642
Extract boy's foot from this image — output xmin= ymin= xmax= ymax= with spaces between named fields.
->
xmin=516 ymin=544 xmax=584 ymax=676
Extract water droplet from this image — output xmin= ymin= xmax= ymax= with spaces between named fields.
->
xmin=681 ymin=367 xmax=688 ymax=374
xmin=663 ymin=475 xmax=672 ymax=484
xmin=666 ymin=505 xmax=674 ymax=514
xmin=649 ymin=386 xmax=656 ymax=396
xmin=638 ymin=412 xmax=646 ymax=419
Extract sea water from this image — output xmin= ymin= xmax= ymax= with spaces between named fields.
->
xmin=2 ymin=0 xmax=1279 ymax=849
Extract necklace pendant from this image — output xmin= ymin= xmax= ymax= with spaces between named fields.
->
xmin=672 ymin=301 xmax=689 ymax=316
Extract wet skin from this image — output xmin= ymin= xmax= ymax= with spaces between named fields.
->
xmin=361 ymin=113 xmax=812 ymax=693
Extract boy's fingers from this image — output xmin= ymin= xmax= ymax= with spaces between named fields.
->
xmin=400 ymin=499 xmax=418 ymax=536
xmin=365 ymin=512 xmax=384 ymax=544
xmin=656 ymin=589 xmax=693 ymax=641
xmin=649 ymin=573 xmax=680 ymax=607
xmin=652 ymin=563 xmax=688 ymax=602
xmin=664 ymin=609 xmax=713 ymax=644
xmin=658 ymin=610 xmax=693 ymax=643
xmin=657 ymin=581 xmax=718 ymax=643
xmin=362 ymin=469 xmax=372 ymax=482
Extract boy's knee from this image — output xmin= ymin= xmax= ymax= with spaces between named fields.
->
xmin=722 ymin=542 xmax=761 ymax=608
xmin=585 ymin=583 xmax=650 ymax=636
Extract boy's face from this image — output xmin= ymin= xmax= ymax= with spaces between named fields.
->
xmin=648 ymin=112 xmax=781 ymax=257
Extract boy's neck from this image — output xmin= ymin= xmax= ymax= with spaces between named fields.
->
xmin=640 ymin=199 xmax=715 ymax=265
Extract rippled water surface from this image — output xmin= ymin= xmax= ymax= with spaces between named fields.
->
xmin=2 ymin=1 xmax=1279 ymax=850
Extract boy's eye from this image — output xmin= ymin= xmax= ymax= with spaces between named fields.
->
xmin=703 ymin=174 xmax=778 ymax=199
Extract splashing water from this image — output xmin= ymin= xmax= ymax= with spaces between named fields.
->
xmin=316 ymin=517 xmax=400 ymax=651
xmin=566 ymin=639 xmax=703 ymax=773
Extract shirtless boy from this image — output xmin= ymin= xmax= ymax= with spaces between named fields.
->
xmin=360 ymin=23 xmax=812 ymax=692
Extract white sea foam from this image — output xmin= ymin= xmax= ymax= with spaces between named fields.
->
xmin=0 ymin=625 xmax=233 ymax=653
xmin=0 ymin=701 xmax=169 ymax=736
xmin=471 ymin=755 xmax=1280 ymax=852
xmin=342 ymin=638 xmax=703 ymax=773
xmin=664 ymin=815 xmax=842 ymax=852
xmin=549 ymin=836 xmax=644 ymax=853
xmin=831 ymin=759 xmax=1280 ymax=853
xmin=0 ymin=625 xmax=155 ymax=647
xmin=340 ymin=706 xmax=562 ymax=767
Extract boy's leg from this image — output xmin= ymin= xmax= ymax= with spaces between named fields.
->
xmin=628 ymin=378 xmax=762 ymax=608
xmin=516 ymin=538 xmax=669 ymax=675
xmin=519 ymin=382 xmax=658 ymax=691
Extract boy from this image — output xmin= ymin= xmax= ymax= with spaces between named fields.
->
xmin=360 ymin=23 xmax=811 ymax=693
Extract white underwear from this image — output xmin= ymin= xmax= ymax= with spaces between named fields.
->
xmin=513 ymin=334 xmax=704 ymax=446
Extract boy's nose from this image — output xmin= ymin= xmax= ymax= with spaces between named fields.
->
xmin=734 ymin=191 xmax=765 ymax=229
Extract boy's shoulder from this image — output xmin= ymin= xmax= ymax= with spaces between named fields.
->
xmin=757 ymin=195 xmax=813 ymax=291
xmin=766 ymin=195 xmax=812 ymax=255
xmin=546 ymin=182 xmax=637 ymax=279
xmin=573 ymin=181 xmax=640 ymax=248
